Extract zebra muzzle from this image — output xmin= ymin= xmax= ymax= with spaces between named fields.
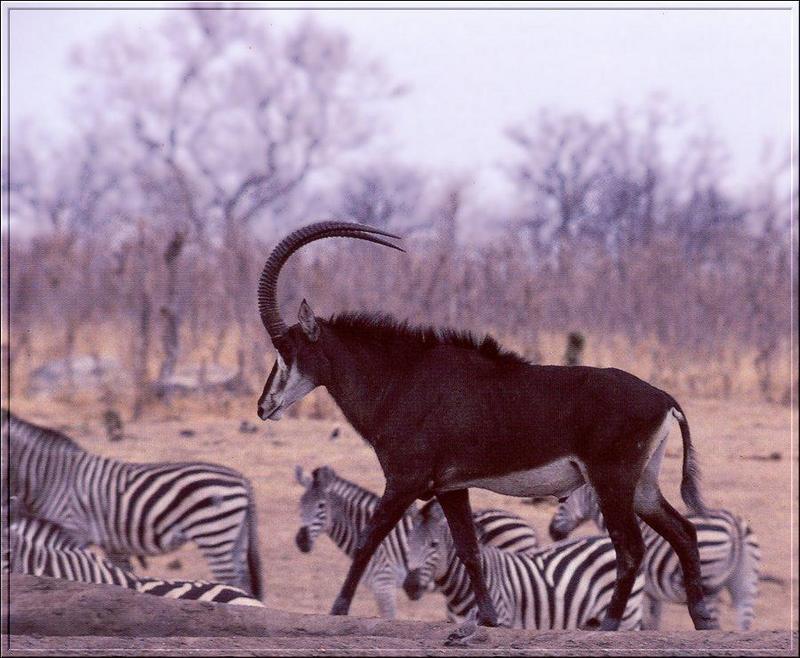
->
xmin=402 ymin=569 xmax=425 ymax=601
xmin=548 ymin=520 xmax=569 ymax=542
xmin=295 ymin=527 xmax=312 ymax=553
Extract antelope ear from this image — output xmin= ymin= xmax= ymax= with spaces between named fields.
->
xmin=298 ymin=299 xmax=319 ymax=342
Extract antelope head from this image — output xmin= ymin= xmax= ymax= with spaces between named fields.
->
xmin=256 ymin=221 xmax=403 ymax=421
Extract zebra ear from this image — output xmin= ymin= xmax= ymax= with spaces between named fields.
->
xmin=295 ymin=465 xmax=311 ymax=487
xmin=420 ymin=499 xmax=444 ymax=523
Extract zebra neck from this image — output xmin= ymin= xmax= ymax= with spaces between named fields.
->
xmin=326 ymin=478 xmax=379 ymax=557
xmin=435 ymin=539 xmax=467 ymax=589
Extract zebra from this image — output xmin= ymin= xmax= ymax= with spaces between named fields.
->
xmin=403 ymin=499 xmax=644 ymax=630
xmin=294 ymin=465 xmax=540 ymax=620
xmin=4 ymin=515 xmax=263 ymax=606
xmin=548 ymin=484 xmax=760 ymax=630
xmin=4 ymin=410 xmax=263 ymax=599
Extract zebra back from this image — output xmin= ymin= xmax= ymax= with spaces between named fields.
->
xmin=473 ymin=508 xmax=539 ymax=555
xmin=135 ymin=578 xmax=263 ymax=606
xmin=483 ymin=536 xmax=644 ymax=630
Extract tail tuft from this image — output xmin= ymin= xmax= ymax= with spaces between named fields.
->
xmin=670 ymin=404 xmax=708 ymax=516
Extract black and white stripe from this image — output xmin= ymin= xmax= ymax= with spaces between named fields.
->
xmin=549 ymin=484 xmax=760 ymax=630
xmin=404 ymin=500 xmax=643 ymax=630
xmin=294 ymin=466 xmax=539 ymax=619
xmin=4 ymin=410 xmax=263 ymax=599
xmin=4 ymin=516 xmax=263 ymax=606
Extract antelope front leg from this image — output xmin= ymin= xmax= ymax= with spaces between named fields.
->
xmin=330 ymin=487 xmax=419 ymax=616
xmin=437 ymin=488 xmax=499 ymax=627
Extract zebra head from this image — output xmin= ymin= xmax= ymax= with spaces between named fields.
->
xmin=294 ymin=465 xmax=335 ymax=553
xmin=403 ymin=499 xmax=449 ymax=601
xmin=549 ymin=483 xmax=602 ymax=541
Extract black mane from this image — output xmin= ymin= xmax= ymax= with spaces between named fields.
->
xmin=326 ymin=312 xmax=529 ymax=367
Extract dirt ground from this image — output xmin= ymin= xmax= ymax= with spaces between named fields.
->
xmin=4 ymin=394 xmax=798 ymax=654
xmin=3 ymin=574 xmax=797 ymax=656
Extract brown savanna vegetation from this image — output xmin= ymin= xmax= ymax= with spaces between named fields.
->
xmin=3 ymin=10 xmax=795 ymax=417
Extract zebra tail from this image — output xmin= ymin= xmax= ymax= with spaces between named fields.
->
xmin=245 ymin=490 xmax=264 ymax=601
xmin=732 ymin=516 xmax=761 ymax=630
xmin=668 ymin=398 xmax=709 ymax=516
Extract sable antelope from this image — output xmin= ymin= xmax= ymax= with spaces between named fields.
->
xmin=255 ymin=221 xmax=717 ymax=631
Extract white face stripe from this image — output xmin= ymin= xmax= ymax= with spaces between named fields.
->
xmin=262 ymin=353 xmax=316 ymax=418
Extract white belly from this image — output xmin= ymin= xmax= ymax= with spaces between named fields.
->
xmin=448 ymin=458 xmax=586 ymax=498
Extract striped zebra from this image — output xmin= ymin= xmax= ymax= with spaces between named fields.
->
xmin=403 ymin=499 xmax=644 ymax=630
xmin=4 ymin=515 xmax=263 ymax=606
xmin=548 ymin=484 xmax=760 ymax=630
xmin=4 ymin=410 xmax=263 ymax=599
xmin=293 ymin=465 xmax=539 ymax=620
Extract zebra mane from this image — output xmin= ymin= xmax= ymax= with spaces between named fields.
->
xmin=321 ymin=469 xmax=380 ymax=517
xmin=4 ymin=411 xmax=83 ymax=453
xmin=327 ymin=312 xmax=529 ymax=367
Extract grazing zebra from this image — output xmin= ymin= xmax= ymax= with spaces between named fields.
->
xmin=403 ymin=499 xmax=644 ymax=630
xmin=4 ymin=515 xmax=263 ymax=606
xmin=294 ymin=465 xmax=540 ymax=619
xmin=4 ymin=410 xmax=263 ymax=599
xmin=548 ymin=484 xmax=760 ymax=630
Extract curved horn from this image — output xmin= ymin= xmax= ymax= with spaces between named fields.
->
xmin=257 ymin=221 xmax=404 ymax=341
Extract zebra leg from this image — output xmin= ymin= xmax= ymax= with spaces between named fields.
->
xmin=372 ymin=573 xmax=398 ymax=619
xmin=105 ymin=552 xmax=135 ymax=572
xmin=436 ymin=489 xmax=498 ymax=627
xmin=635 ymin=491 xmax=719 ymax=630
xmin=703 ymin=593 xmax=721 ymax=628
xmin=642 ymin=593 xmax=662 ymax=630
xmin=593 ymin=480 xmax=645 ymax=631
xmin=729 ymin=533 xmax=760 ymax=630
xmin=193 ymin=536 xmax=245 ymax=590
xmin=330 ymin=486 xmax=420 ymax=616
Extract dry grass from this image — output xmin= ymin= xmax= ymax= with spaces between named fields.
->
xmin=5 ymin=321 xmax=794 ymax=412
xmin=6 ymin=392 xmax=797 ymax=632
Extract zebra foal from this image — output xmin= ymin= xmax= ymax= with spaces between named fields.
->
xmin=4 ymin=410 xmax=263 ymax=598
xmin=404 ymin=499 xmax=644 ymax=630
xmin=4 ymin=516 xmax=263 ymax=606
xmin=294 ymin=465 xmax=540 ymax=619
xmin=549 ymin=484 xmax=761 ymax=630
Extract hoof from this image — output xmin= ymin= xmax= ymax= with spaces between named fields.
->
xmin=477 ymin=614 xmax=498 ymax=628
xmin=694 ymin=615 xmax=720 ymax=630
xmin=330 ymin=598 xmax=350 ymax=616
xmin=444 ymin=633 xmax=470 ymax=647
xmin=692 ymin=603 xmax=720 ymax=630
xmin=599 ymin=617 xmax=620 ymax=631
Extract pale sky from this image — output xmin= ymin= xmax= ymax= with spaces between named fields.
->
xmin=2 ymin=1 xmax=798 ymax=196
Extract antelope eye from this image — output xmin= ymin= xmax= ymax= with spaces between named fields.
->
xmin=430 ymin=540 xmax=439 ymax=548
